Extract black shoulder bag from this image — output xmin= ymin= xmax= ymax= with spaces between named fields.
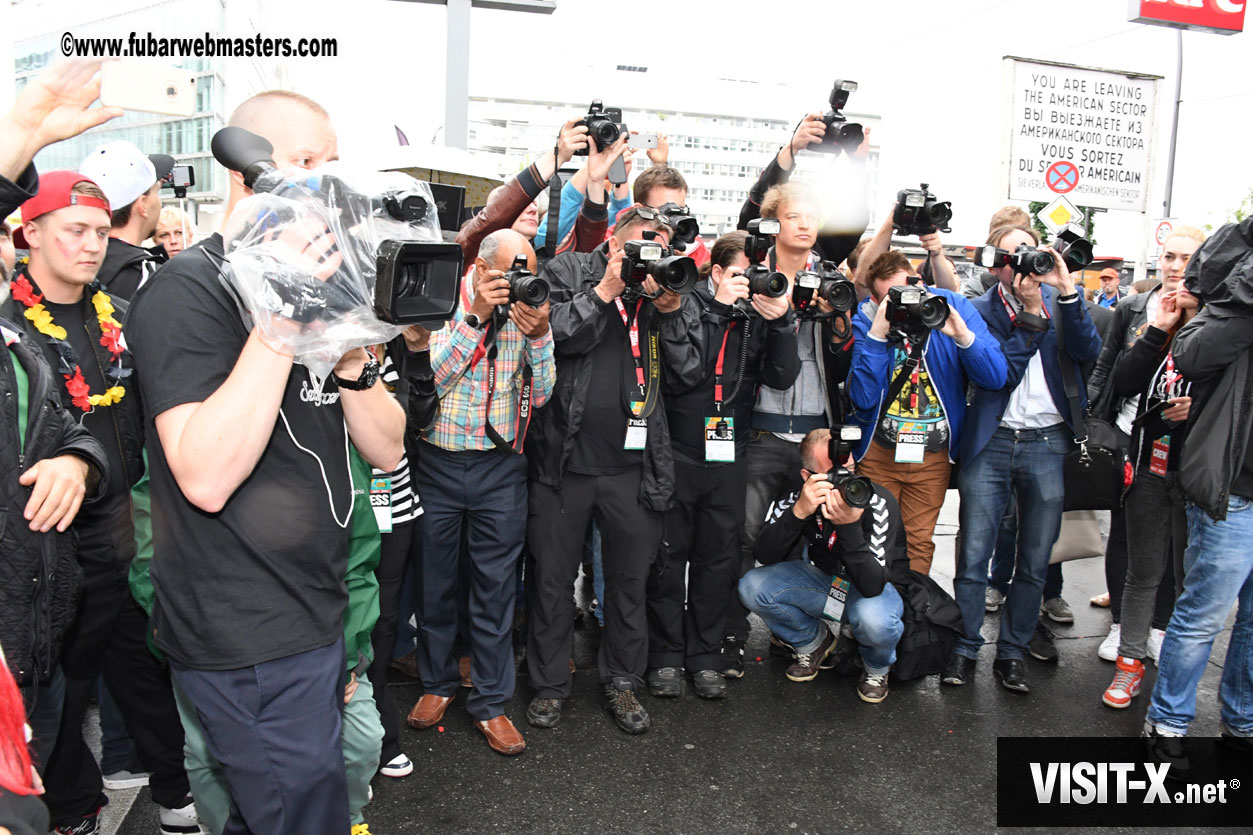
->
xmin=1055 ymin=299 xmax=1123 ymax=510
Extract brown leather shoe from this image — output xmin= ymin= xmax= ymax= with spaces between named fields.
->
xmin=458 ymin=656 xmax=472 ymax=688
xmin=406 ymin=694 xmax=453 ymax=730
xmin=476 ymin=714 xmax=526 ymax=755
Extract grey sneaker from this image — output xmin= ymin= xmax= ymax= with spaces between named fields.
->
xmin=985 ymin=587 xmax=1006 ymax=612
xmin=102 ymin=767 xmax=150 ymax=790
xmin=1041 ymin=596 xmax=1075 ymax=624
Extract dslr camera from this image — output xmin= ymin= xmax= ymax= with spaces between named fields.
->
xmin=740 ymin=218 xmax=789 ymax=306
xmin=574 ymin=100 xmax=626 ymax=155
xmin=884 ymin=281 xmax=949 ymax=339
xmin=502 ymin=254 xmax=550 ymax=309
xmin=827 ymin=425 xmax=874 ymax=509
xmin=971 ymin=243 xmax=1056 ymax=278
xmin=810 ymin=80 xmax=865 ymax=156
xmin=622 ymin=232 xmax=699 ymax=296
xmin=893 ymin=183 xmax=952 ymax=236
xmin=211 ymin=125 xmax=463 ymax=327
xmin=794 ymin=261 xmax=856 ymax=318
xmin=657 ymin=203 xmax=700 ymax=253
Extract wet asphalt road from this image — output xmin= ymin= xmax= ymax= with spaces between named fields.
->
xmin=112 ymin=497 xmax=1244 ymax=835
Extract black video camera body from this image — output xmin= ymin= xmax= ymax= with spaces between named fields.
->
xmin=794 ymin=261 xmax=857 ymax=318
xmin=827 ymin=426 xmax=874 ymax=509
xmin=622 ymin=235 xmax=698 ymax=296
xmin=574 ymin=100 xmax=626 ymax=155
xmin=884 ymin=282 xmax=949 ymax=339
xmin=503 ymin=254 xmax=550 ymax=308
xmin=893 ymin=183 xmax=952 ymax=236
xmin=811 ymin=80 xmax=864 ymax=156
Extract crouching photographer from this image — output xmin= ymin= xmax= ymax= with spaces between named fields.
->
xmin=645 ymin=231 xmax=799 ymax=700
xmin=738 ymin=427 xmax=908 ymax=703
xmin=847 ymin=251 xmax=1006 ymax=575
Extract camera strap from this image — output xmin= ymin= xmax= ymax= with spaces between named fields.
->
xmin=479 ymin=320 xmax=532 ymax=455
xmin=614 ymin=297 xmax=660 ymax=419
xmin=536 ymin=137 xmax=564 ymax=266
xmin=712 ymin=322 xmax=737 ymax=413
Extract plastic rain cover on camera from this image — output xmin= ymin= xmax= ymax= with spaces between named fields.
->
xmin=223 ymin=164 xmax=443 ymax=377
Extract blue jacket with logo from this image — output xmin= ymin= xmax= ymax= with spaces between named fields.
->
xmin=961 ymin=282 xmax=1103 ymax=466
xmin=848 ymin=286 xmax=1006 ymax=463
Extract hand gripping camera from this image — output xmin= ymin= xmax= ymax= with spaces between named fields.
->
xmin=622 ymin=232 xmax=699 ymax=297
xmin=810 ymin=80 xmax=865 ymax=156
xmin=574 ymin=100 xmax=626 ymax=155
xmin=884 ymin=281 xmax=949 ymax=340
xmin=212 ymin=126 xmax=463 ymax=327
xmin=893 ymin=183 xmax=952 ymax=237
xmin=794 ymin=261 xmax=857 ymax=319
xmin=828 ymin=426 xmax=874 ymax=509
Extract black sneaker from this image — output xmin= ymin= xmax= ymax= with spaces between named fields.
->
xmin=1143 ymin=722 xmax=1191 ymax=780
xmin=721 ymin=636 xmax=746 ymax=679
xmin=647 ymin=666 xmax=682 ymax=698
xmin=941 ymin=653 xmax=975 ymax=686
xmin=823 ymin=630 xmax=861 ymax=673
xmin=993 ymin=658 xmax=1030 ymax=694
xmin=603 ymin=678 xmax=650 ymax=734
xmin=690 ymin=669 xmax=726 ymax=700
xmin=54 ymin=807 xmax=102 ymax=835
xmin=1028 ymin=620 xmax=1058 ymax=662
xmin=526 ymin=696 xmax=563 ymax=729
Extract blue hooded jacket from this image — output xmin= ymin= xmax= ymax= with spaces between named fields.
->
xmin=847 ymin=286 xmax=1007 ymax=463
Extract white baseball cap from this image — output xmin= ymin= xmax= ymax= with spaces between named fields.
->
xmin=79 ymin=141 xmax=175 ymax=211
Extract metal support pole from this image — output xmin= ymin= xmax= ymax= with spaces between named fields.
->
xmin=445 ymin=0 xmax=471 ymax=149
xmin=1163 ymin=29 xmax=1183 ymax=216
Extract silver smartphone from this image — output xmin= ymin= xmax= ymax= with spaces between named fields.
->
xmin=100 ymin=61 xmax=197 ymax=117
xmin=628 ymin=132 xmax=659 ymax=150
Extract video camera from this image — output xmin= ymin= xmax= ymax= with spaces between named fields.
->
xmin=810 ymin=80 xmax=865 ymax=156
xmin=884 ymin=281 xmax=949 ymax=340
xmin=622 ymin=232 xmax=699 ymax=297
xmin=893 ymin=183 xmax=952 ymax=237
xmin=657 ymin=203 xmax=700 ymax=253
xmin=503 ymin=254 xmax=550 ymax=308
xmin=574 ymin=100 xmax=626 ymax=155
xmin=211 ymin=126 xmax=462 ymax=327
xmin=827 ymin=426 xmax=874 ymax=509
xmin=794 ymin=261 xmax=856 ymax=318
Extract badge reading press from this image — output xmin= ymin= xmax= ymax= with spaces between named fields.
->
xmin=822 ymin=575 xmax=852 ymax=622
xmin=624 ymin=418 xmax=648 ymax=450
xmin=705 ymin=416 xmax=735 ymax=462
xmin=369 ymin=476 xmax=393 ymax=533
xmin=895 ymin=431 xmax=926 ymax=463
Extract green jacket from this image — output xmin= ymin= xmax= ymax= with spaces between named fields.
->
xmin=129 ymin=447 xmax=382 ymax=673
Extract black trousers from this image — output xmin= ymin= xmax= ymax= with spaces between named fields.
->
xmin=647 ymin=458 xmax=747 ymax=671
xmin=527 ymin=469 xmax=662 ymax=698
xmin=416 ymin=444 xmax=528 ymax=720
xmin=367 ymin=516 xmax=420 ymax=765
xmin=43 ymin=561 xmax=189 ymax=823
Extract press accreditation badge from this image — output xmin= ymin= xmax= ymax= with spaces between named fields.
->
xmin=705 ymin=416 xmax=735 ymax=462
xmin=895 ymin=431 xmax=926 ymax=464
xmin=624 ymin=417 xmax=648 ymax=451
xmin=370 ymin=476 xmax=393 ymax=533
xmin=822 ymin=574 xmax=852 ymax=623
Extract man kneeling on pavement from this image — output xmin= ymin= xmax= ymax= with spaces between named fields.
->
xmin=738 ymin=426 xmax=908 ymax=702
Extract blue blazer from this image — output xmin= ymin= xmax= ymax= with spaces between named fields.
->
xmin=847 ymin=287 xmax=1007 ymax=463
xmin=960 ymin=282 xmax=1103 ymax=466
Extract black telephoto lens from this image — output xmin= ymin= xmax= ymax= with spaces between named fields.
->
xmin=654 ymin=256 xmax=698 ymax=295
xmin=821 ymin=279 xmax=857 ymax=313
xmin=927 ymin=202 xmax=953 ymax=227
xmin=749 ymin=268 xmax=789 ymax=298
xmin=514 ymin=275 xmax=550 ymax=307
xmin=840 ymin=476 xmax=874 ymax=508
xmin=918 ymin=295 xmax=950 ymax=330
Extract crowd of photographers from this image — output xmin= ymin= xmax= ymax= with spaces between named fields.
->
xmin=1 ymin=58 xmax=1252 ymax=834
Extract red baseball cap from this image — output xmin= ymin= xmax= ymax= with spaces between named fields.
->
xmin=1099 ymin=268 xmax=1120 ymax=281
xmin=12 ymin=171 xmax=111 ymax=249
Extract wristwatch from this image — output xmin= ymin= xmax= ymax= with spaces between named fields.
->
xmin=333 ymin=358 xmax=380 ymax=391
xmin=464 ymin=313 xmax=487 ymax=330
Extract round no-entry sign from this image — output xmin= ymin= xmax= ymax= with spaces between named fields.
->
xmin=1156 ymin=220 xmax=1174 ymax=245
xmin=1046 ymin=161 xmax=1079 ymax=194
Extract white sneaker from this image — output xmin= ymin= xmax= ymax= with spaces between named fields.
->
xmin=158 ymin=797 xmax=200 ymax=835
xmin=379 ymin=753 xmax=413 ymax=778
xmin=102 ymin=768 xmax=150 ymax=790
xmin=1098 ymin=623 xmax=1122 ymax=662
xmin=1147 ymin=628 xmax=1166 ymax=663
xmin=985 ymin=587 xmax=1006 ymax=612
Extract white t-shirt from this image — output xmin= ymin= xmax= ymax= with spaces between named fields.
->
xmin=1001 ymin=351 xmax=1066 ymax=429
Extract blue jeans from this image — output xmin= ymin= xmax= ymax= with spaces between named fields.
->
xmin=955 ymin=425 xmax=1069 ymax=661
xmin=1147 ymin=496 xmax=1253 ymax=737
xmin=987 ymin=494 xmax=1064 ymax=601
xmin=738 ymin=560 xmax=904 ymax=672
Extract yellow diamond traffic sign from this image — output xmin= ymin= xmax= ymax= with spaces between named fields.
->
xmin=1039 ymin=196 xmax=1085 ymax=235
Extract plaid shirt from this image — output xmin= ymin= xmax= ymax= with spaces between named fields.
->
xmin=427 ymin=281 xmax=555 ymax=452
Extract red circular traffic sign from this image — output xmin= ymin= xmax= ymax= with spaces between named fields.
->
xmin=1155 ymin=221 xmax=1174 ymax=245
xmin=1046 ymin=161 xmax=1079 ymax=194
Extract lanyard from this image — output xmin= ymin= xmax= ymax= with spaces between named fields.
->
xmin=614 ymin=297 xmax=646 ymax=396
xmin=615 ymin=296 xmax=662 ymax=419
xmin=713 ymin=322 xmax=736 ymax=413
xmin=998 ymin=283 xmax=1050 ymax=325
xmin=901 ymin=339 xmax=920 ymax=413
xmin=814 ymin=515 xmax=839 ymax=550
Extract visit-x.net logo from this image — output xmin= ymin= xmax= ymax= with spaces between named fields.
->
xmin=997 ymin=737 xmax=1251 ymax=827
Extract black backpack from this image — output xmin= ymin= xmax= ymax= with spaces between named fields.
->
xmin=893 ymin=570 xmax=963 ymax=681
